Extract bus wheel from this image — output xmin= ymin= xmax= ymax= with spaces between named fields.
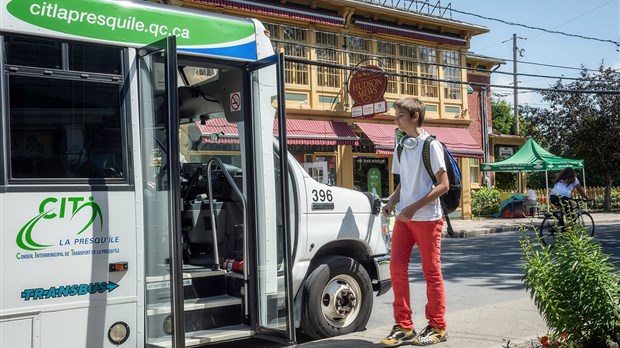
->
xmin=301 ymin=256 xmax=373 ymax=339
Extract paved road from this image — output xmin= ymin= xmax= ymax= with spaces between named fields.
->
xmin=211 ymin=221 xmax=619 ymax=347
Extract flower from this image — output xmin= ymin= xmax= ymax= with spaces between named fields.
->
xmin=541 ymin=336 xmax=549 ymax=347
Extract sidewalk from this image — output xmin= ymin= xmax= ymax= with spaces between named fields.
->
xmin=445 ymin=211 xmax=620 ymax=238
xmin=299 ymin=298 xmax=546 ymax=348
xmin=296 ymin=211 xmax=620 ymax=348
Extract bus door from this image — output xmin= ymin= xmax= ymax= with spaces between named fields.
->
xmin=246 ymin=54 xmax=295 ymax=343
xmin=138 ymin=37 xmax=294 ymax=345
xmin=137 ymin=37 xmax=186 ymax=348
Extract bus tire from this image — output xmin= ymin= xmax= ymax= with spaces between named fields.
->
xmin=300 ymin=256 xmax=373 ymax=339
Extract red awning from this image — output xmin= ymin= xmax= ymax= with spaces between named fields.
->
xmin=425 ymin=126 xmax=483 ymax=158
xmin=355 ymin=123 xmax=397 ymax=154
xmin=195 ymin=119 xmax=359 ymax=146
xmin=195 ymin=118 xmax=240 ymax=144
xmin=356 ymin=123 xmax=483 ymax=158
xmin=274 ymin=119 xmax=359 ymax=146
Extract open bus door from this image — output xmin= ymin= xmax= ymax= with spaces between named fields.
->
xmin=138 ymin=36 xmax=186 ymax=348
xmin=245 ymin=53 xmax=296 ymax=344
xmin=138 ymin=36 xmax=294 ymax=346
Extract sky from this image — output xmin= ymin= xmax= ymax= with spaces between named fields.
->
xmin=446 ymin=0 xmax=620 ymax=108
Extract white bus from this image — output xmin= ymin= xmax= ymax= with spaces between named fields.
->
xmin=0 ymin=0 xmax=391 ymax=347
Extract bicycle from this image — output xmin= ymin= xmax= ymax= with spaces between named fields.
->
xmin=538 ymin=198 xmax=595 ymax=247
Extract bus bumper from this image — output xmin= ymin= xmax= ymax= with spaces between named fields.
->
xmin=372 ymin=254 xmax=391 ymax=296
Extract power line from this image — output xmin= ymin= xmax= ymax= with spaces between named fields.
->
xmin=268 ymin=23 xmax=605 ymax=76
xmin=526 ymin=0 xmax=616 ymax=40
xmin=448 ymin=7 xmax=620 ymax=47
xmin=269 ymin=36 xmax=607 ymax=82
xmin=287 ymin=56 xmax=620 ymax=94
xmin=501 ymin=58 xmax=601 ymax=71
xmin=492 ymin=69 xmax=601 ymax=82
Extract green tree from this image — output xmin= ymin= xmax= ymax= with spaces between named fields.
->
xmin=491 ymin=99 xmax=514 ymax=134
xmin=526 ymin=65 xmax=620 ymax=211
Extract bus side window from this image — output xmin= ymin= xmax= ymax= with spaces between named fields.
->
xmin=4 ymin=35 xmax=127 ymax=182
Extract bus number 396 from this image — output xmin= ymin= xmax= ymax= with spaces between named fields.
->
xmin=311 ymin=189 xmax=332 ymax=202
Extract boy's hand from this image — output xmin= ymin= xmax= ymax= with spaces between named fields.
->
xmin=382 ymin=203 xmax=394 ymax=217
xmin=396 ymin=205 xmax=417 ymax=222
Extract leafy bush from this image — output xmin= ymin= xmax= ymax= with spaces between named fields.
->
xmin=613 ymin=190 xmax=620 ymax=210
xmin=520 ymin=225 xmax=620 ymax=347
xmin=590 ymin=189 xmax=620 ymax=211
xmin=471 ymin=187 xmax=501 ymax=216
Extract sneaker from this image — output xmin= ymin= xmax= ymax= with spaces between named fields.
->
xmin=381 ymin=324 xmax=417 ymax=347
xmin=411 ymin=326 xmax=448 ymax=345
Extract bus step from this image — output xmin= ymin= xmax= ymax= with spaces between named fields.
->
xmin=147 ymin=295 xmax=244 ymax=336
xmin=147 ymin=271 xmax=228 ymax=299
xmin=145 ymin=267 xmax=226 ymax=283
xmin=146 ymin=295 xmax=241 ymax=316
xmin=147 ymin=324 xmax=252 ymax=347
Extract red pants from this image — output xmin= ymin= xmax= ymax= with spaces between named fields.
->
xmin=390 ymin=219 xmax=446 ymax=330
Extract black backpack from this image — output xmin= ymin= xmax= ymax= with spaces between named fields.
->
xmin=397 ymin=135 xmax=462 ymax=237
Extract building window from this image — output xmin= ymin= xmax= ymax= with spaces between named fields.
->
xmin=445 ymin=106 xmax=461 ymax=115
xmin=319 ymin=95 xmax=339 ymax=104
xmin=425 ymin=104 xmax=438 ymax=112
xmin=419 ymin=47 xmax=438 ymax=98
xmin=399 ymin=44 xmax=418 ymax=96
xmin=346 ymin=36 xmax=370 ymax=68
xmin=286 ymin=93 xmax=308 ymax=101
xmin=263 ymin=23 xmax=280 ymax=53
xmin=265 ymin=23 xmax=308 ymax=85
xmin=469 ymin=158 xmax=480 ymax=184
xmin=442 ymin=50 xmax=461 ymax=99
xmin=316 ymin=32 xmax=342 ymax=88
xmin=377 ymin=42 xmax=397 ymax=94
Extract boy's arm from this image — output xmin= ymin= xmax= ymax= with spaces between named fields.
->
xmin=382 ymin=183 xmax=401 ymax=217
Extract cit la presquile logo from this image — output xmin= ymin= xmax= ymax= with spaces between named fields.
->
xmin=16 ymin=196 xmax=104 ymax=251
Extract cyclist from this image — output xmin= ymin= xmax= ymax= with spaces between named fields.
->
xmin=549 ymin=167 xmax=589 ymax=227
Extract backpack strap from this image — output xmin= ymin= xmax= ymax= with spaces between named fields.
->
xmin=422 ymin=135 xmax=455 ymax=238
xmin=422 ymin=136 xmax=436 ymax=184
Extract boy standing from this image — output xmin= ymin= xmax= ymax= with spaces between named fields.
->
xmin=380 ymin=97 xmax=449 ymax=347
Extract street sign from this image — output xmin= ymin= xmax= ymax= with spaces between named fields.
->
xmin=348 ymin=65 xmax=388 ymax=118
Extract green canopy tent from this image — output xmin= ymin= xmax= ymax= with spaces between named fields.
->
xmin=481 ymin=138 xmax=585 ymax=211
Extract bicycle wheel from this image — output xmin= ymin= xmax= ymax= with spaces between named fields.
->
xmin=539 ymin=215 xmax=559 ymax=247
xmin=577 ymin=212 xmax=595 ymax=237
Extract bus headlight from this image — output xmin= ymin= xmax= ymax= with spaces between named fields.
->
xmin=108 ymin=321 xmax=130 ymax=345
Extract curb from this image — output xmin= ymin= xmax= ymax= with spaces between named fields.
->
xmin=444 ymin=225 xmax=534 ymax=238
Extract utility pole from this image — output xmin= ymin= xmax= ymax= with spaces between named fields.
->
xmin=480 ymin=86 xmax=491 ymax=188
xmin=512 ymin=33 xmax=526 ymax=191
xmin=513 ymin=33 xmax=519 ymax=135
xmin=512 ymin=33 xmax=526 ymax=135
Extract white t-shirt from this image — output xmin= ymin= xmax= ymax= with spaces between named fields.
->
xmin=392 ymin=130 xmax=446 ymax=221
xmin=550 ymin=178 xmax=580 ymax=198
xmin=526 ymin=189 xmax=537 ymax=201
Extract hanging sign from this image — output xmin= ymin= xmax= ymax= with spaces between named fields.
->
xmin=348 ymin=65 xmax=388 ymax=119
